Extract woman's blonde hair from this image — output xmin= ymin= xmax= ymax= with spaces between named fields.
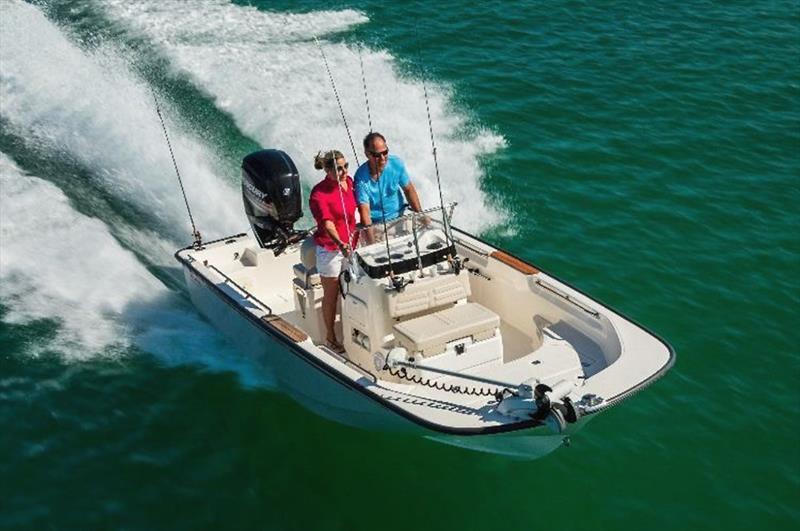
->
xmin=313 ymin=150 xmax=345 ymax=170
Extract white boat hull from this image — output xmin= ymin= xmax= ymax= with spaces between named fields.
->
xmin=173 ymin=147 xmax=674 ymax=459
xmin=184 ymin=265 xmax=415 ymax=431
xmin=175 ymin=205 xmax=674 ymax=459
xmin=182 ymin=263 xmax=583 ymax=458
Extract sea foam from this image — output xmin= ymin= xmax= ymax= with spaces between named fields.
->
xmin=100 ymin=0 xmax=505 ymax=232
xmin=0 ymin=151 xmax=273 ymax=386
xmin=0 ymin=0 xmax=245 ymax=243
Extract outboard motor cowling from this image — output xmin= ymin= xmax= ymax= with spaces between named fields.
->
xmin=242 ymin=149 xmax=306 ymax=254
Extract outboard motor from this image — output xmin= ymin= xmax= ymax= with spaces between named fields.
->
xmin=242 ymin=149 xmax=307 ymax=255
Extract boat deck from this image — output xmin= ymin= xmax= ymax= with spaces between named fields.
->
xmin=176 ymin=231 xmax=675 ymax=434
xmin=347 ymin=330 xmax=585 ymax=430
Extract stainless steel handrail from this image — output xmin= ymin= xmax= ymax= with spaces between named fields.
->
xmin=535 ymin=279 xmax=600 ymax=319
xmin=450 ymin=234 xmax=492 ymax=257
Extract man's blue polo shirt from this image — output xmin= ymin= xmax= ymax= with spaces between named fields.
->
xmin=354 ymin=154 xmax=410 ymax=222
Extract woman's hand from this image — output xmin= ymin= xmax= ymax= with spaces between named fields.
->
xmin=338 ymin=242 xmax=352 ymax=258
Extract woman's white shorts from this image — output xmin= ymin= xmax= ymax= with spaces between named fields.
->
xmin=315 ymin=245 xmax=346 ymax=278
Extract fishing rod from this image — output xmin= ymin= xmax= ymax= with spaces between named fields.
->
xmin=376 ymin=184 xmax=400 ymax=286
xmin=330 ymin=148 xmax=354 ymax=252
xmin=358 ymin=44 xmax=373 ymax=133
xmin=355 ymin=42 xmax=412 ymax=284
xmin=313 ymin=36 xmax=360 ymax=167
xmin=413 ymin=25 xmax=452 ymax=253
xmin=314 ymin=37 xmax=402 ymax=286
xmin=151 ymin=89 xmax=202 ymax=249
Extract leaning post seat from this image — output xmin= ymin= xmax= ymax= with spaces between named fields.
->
xmin=293 ymin=264 xmax=320 ymax=288
xmin=293 ymin=236 xmax=320 ymax=288
xmin=386 ymin=272 xmax=471 ymax=319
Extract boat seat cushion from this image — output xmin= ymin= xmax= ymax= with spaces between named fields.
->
xmin=300 ymin=236 xmax=316 ymax=269
xmin=393 ymin=302 xmax=499 ymax=357
xmin=293 ymin=263 xmax=321 ymax=288
xmin=387 ymin=273 xmax=471 ymax=318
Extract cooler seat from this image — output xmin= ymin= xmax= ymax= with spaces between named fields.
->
xmin=393 ymin=302 xmax=500 ymax=357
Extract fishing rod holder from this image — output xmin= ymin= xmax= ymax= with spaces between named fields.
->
xmin=191 ymin=229 xmax=203 ymax=249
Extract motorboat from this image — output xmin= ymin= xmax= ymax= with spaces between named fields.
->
xmin=175 ymin=148 xmax=675 ymax=458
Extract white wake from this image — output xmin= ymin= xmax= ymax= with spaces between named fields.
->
xmin=0 ymin=0 xmax=246 ymax=245
xmin=0 ymin=151 xmax=274 ymax=386
xmin=101 ymin=0 xmax=506 ymax=232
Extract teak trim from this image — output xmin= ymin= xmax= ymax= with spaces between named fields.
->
xmin=261 ymin=315 xmax=308 ymax=343
xmin=490 ymin=250 xmax=540 ymax=275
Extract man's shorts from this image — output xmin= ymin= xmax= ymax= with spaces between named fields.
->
xmin=315 ymin=245 xmax=346 ymax=278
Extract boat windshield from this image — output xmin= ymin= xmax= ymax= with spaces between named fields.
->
xmin=353 ymin=203 xmax=457 ymax=279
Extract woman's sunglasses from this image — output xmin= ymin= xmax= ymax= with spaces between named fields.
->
xmin=334 ymin=162 xmax=349 ymax=172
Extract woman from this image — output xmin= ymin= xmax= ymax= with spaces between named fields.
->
xmin=309 ymin=149 xmax=357 ymax=353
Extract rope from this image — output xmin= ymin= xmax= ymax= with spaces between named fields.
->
xmin=313 ymin=36 xmax=360 ymax=167
xmin=151 ymin=89 xmax=201 ymax=247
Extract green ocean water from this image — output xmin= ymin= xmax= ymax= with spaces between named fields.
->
xmin=1 ymin=0 xmax=798 ymax=529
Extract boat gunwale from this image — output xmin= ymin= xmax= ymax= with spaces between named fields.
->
xmin=174 ymin=229 xmax=675 ymax=434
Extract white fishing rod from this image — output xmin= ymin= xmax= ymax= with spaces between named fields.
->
xmin=358 ymin=44 xmax=373 ymax=133
xmin=313 ymin=37 xmax=362 ymax=265
xmin=314 ymin=36 xmax=401 ymax=285
xmin=356 ymin=43 xmax=411 ymax=284
xmin=331 ymin=148 xmax=355 ymax=269
xmin=414 ymin=25 xmax=453 ymax=252
xmin=313 ymin=36 xmax=360 ymax=167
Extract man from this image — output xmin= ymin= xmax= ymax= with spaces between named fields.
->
xmin=354 ymin=132 xmax=423 ymax=227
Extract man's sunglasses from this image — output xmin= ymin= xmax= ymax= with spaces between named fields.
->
xmin=369 ymin=149 xmax=389 ymax=158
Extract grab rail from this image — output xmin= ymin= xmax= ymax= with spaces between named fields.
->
xmin=206 ymin=263 xmax=274 ymax=316
xmin=451 ymin=235 xmax=492 ymax=257
xmin=207 ymin=263 xmax=380 ymax=383
xmin=535 ymin=279 xmax=600 ymax=319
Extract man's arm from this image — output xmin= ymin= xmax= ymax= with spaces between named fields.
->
xmin=358 ymin=203 xmax=372 ymax=227
xmin=402 ymin=183 xmax=422 ymax=212
xmin=358 ymin=203 xmax=376 ymax=244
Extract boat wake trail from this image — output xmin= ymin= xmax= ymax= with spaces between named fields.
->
xmin=100 ymin=0 xmax=506 ymax=233
xmin=0 ymin=152 xmax=275 ymax=387
xmin=0 ymin=152 xmax=274 ymax=386
xmin=0 ymin=0 xmax=244 ymax=246
xmin=0 ymin=3 xmax=275 ymax=387
xmin=0 ymin=0 xmax=506 ymax=385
